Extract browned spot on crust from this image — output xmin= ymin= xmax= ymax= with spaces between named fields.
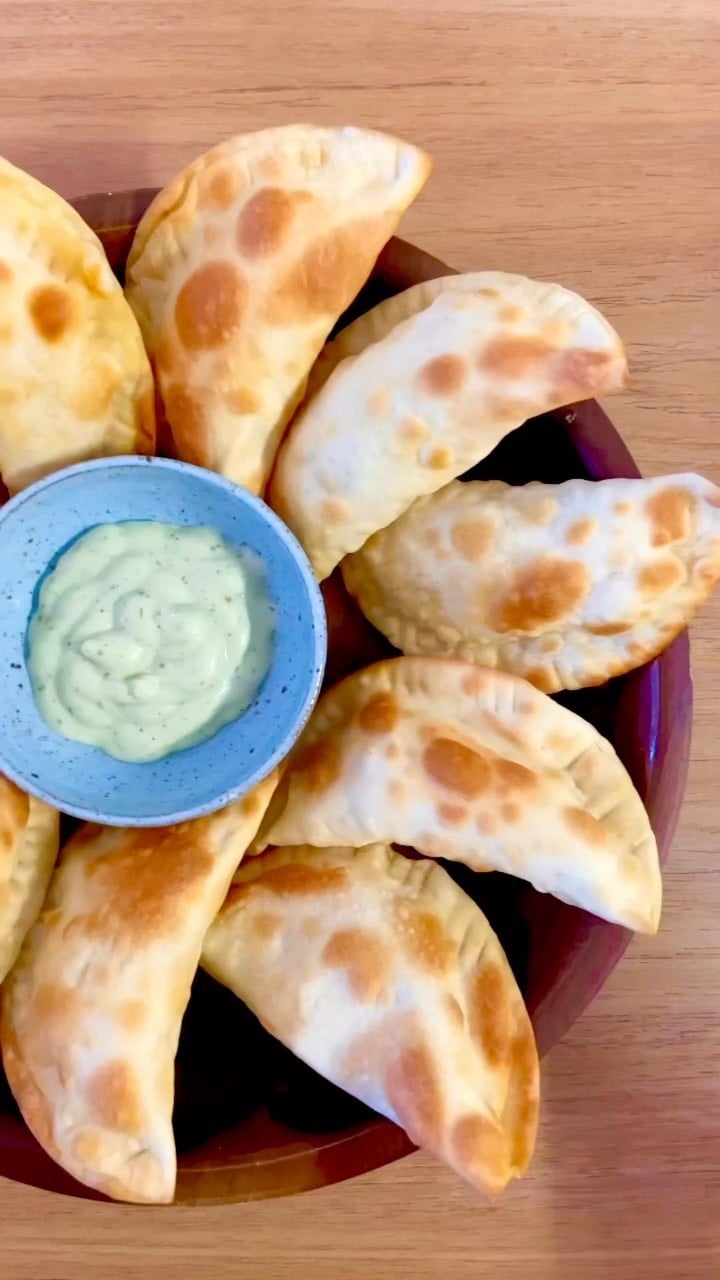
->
xmin=162 ymin=383 xmax=206 ymax=464
xmin=87 ymin=1060 xmax=143 ymax=1133
xmin=294 ymin=739 xmax=342 ymax=793
xmin=460 ymin=669 xmax=488 ymax=697
xmin=522 ymin=495 xmax=559 ymax=525
xmin=30 ymin=981 xmax=79 ymax=1025
xmin=423 ymin=737 xmax=493 ymax=799
xmin=0 ymin=776 xmax=29 ymax=856
xmin=646 ymin=486 xmax=694 ymax=547
xmin=480 ymin=334 xmax=552 ymax=379
xmin=495 ymin=759 xmax=538 ymax=793
xmin=524 ymin=664 xmax=556 ymax=692
xmin=241 ymin=786 xmax=265 ymax=817
xmin=587 ymin=620 xmax=632 ymax=635
xmin=385 ymin=1040 xmax=444 ymax=1148
xmin=639 ymin=558 xmax=683 ymax=597
xmin=175 ymin=260 xmax=247 ymax=351
xmin=483 ymin=395 xmax=537 ymax=424
xmin=498 ymin=303 xmax=523 ymax=324
xmin=389 ymin=779 xmax=407 ymax=803
xmin=492 ymin=557 xmax=590 ymax=632
xmin=250 ymin=911 xmax=283 ymax=941
xmin=229 ymin=861 xmax=348 ymax=905
xmin=72 ymin=362 xmax=120 ymax=422
xmin=445 ymin=994 xmax=465 ymax=1029
xmin=275 ymin=215 xmax=393 ymax=321
xmin=119 ymin=1000 xmax=146 ymax=1032
xmin=367 ymin=387 xmax=392 ymax=417
xmin=224 ymin=384 xmax=261 ymax=415
xmin=539 ymin=634 xmax=563 ymax=653
xmin=507 ymin=1023 xmax=540 ymax=1173
xmin=320 ymin=497 xmax=348 ymax=523
xmin=386 ymin=741 xmax=401 ymax=761
xmin=541 ymin=315 xmax=571 ymax=346
xmin=358 ymin=691 xmax=400 ymax=734
xmin=565 ymin=516 xmax=597 ymax=547
xmin=28 ymin=284 xmax=74 ymax=343
xmin=437 ymin=801 xmax=468 ymax=827
xmin=0 ymin=260 xmax=14 ymax=283
xmin=451 ymin=518 xmax=495 ymax=561
xmin=418 ymin=354 xmax=467 ymax=398
xmin=450 ymin=1113 xmax=508 ymax=1191
xmin=237 ymin=187 xmax=307 ymax=258
xmin=615 ymin=500 xmax=631 ymax=517
xmin=73 ymin=822 xmax=217 ymax=945
xmin=555 ymin=347 xmax=616 ymax=398
xmin=500 ymin=801 xmax=521 ymax=824
xmin=469 ymin=962 xmax=513 ymax=1066
xmin=564 ymin=806 xmax=608 ymax=846
xmin=198 ymin=165 xmax=242 ymax=211
xmin=424 ymin=444 xmax=453 ymax=470
xmin=396 ymin=906 xmax=458 ymax=975
xmin=477 ymin=287 xmax=499 ymax=299
xmin=400 ymin=416 xmax=429 ymax=443
xmin=322 ymin=927 xmax=391 ymax=1002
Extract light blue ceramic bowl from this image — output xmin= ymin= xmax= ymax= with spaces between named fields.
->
xmin=0 ymin=457 xmax=326 ymax=826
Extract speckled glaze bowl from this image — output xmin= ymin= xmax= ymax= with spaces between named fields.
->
xmin=0 ymin=191 xmax=692 ymax=1206
xmin=0 ymin=455 xmax=326 ymax=825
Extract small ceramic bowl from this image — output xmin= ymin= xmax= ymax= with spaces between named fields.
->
xmin=0 ymin=456 xmax=326 ymax=825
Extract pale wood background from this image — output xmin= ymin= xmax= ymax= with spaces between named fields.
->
xmin=2 ymin=2 xmax=719 ymax=1277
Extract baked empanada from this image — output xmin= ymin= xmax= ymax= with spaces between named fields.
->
xmin=269 ymin=272 xmax=627 ymax=579
xmin=201 ymin=842 xmax=539 ymax=1196
xmin=0 ymin=156 xmax=155 ymax=494
xmin=263 ymin=658 xmax=661 ymax=933
xmin=1 ymin=773 xmax=277 ymax=1204
xmin=342 ymin=474 xmax=720 ymax=692
xmin=125 ymin=125 xmax=431 ymax=495
xmin=0 ymin=775 xmax=58 ymax=984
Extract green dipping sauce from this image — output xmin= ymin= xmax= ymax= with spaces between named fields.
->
xmin=27 ymin=521 xmax=275 ymax=763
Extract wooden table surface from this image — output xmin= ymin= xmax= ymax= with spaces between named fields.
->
xmin=3 ymin=2 xmax=719 ymax=1277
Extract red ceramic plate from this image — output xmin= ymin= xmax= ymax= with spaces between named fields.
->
xmin=0 ymin=191 xmax=692 ymax=1205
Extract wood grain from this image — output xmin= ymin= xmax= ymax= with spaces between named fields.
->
xmin=2 ymin=1 xmax=719 ymax=1276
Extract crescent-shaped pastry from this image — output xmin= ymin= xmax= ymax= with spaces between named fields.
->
xmin=1 ymin=773 xmax=277 ymax=1204
xmin=263 ymin=658 xmax=661 ymax=933
xmin=202 ymin=842 xmax=539 ymax=1196
xmin=269 ymin=272 xmax=627 ymax=579
xmin=125 ymin=125 xmax=431 ymax=494
xmin=342 ymin=473 xmax=720 ymax=691
xmin=0 ymin=775 xmax=58 ymax=984
xmin=0 ymin=155 xmax=155 ymax=494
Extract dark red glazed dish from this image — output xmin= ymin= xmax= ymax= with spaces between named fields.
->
xmin=0 ymin=190 xmax=692 ymax=1204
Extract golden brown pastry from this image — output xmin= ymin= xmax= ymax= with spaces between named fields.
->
xmin=0 ymin=775 xmax=58 ymax=984
xmin=263 ymin=658 xmax=661 ymax=933
xmin=342 ymin=473 xmax=720 ymax=691
xmin=202 ymin=842 xmax=539 ymax=1196
xmin=269 ymin=271 xmax=627 ymax=579
xmin=125 ymin=125 xmax=431 ymax=494
xmin=1 ymin=773 xmax=277 ymax=1204
xmin=0 ymin=156 xmax=155 ymax=494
